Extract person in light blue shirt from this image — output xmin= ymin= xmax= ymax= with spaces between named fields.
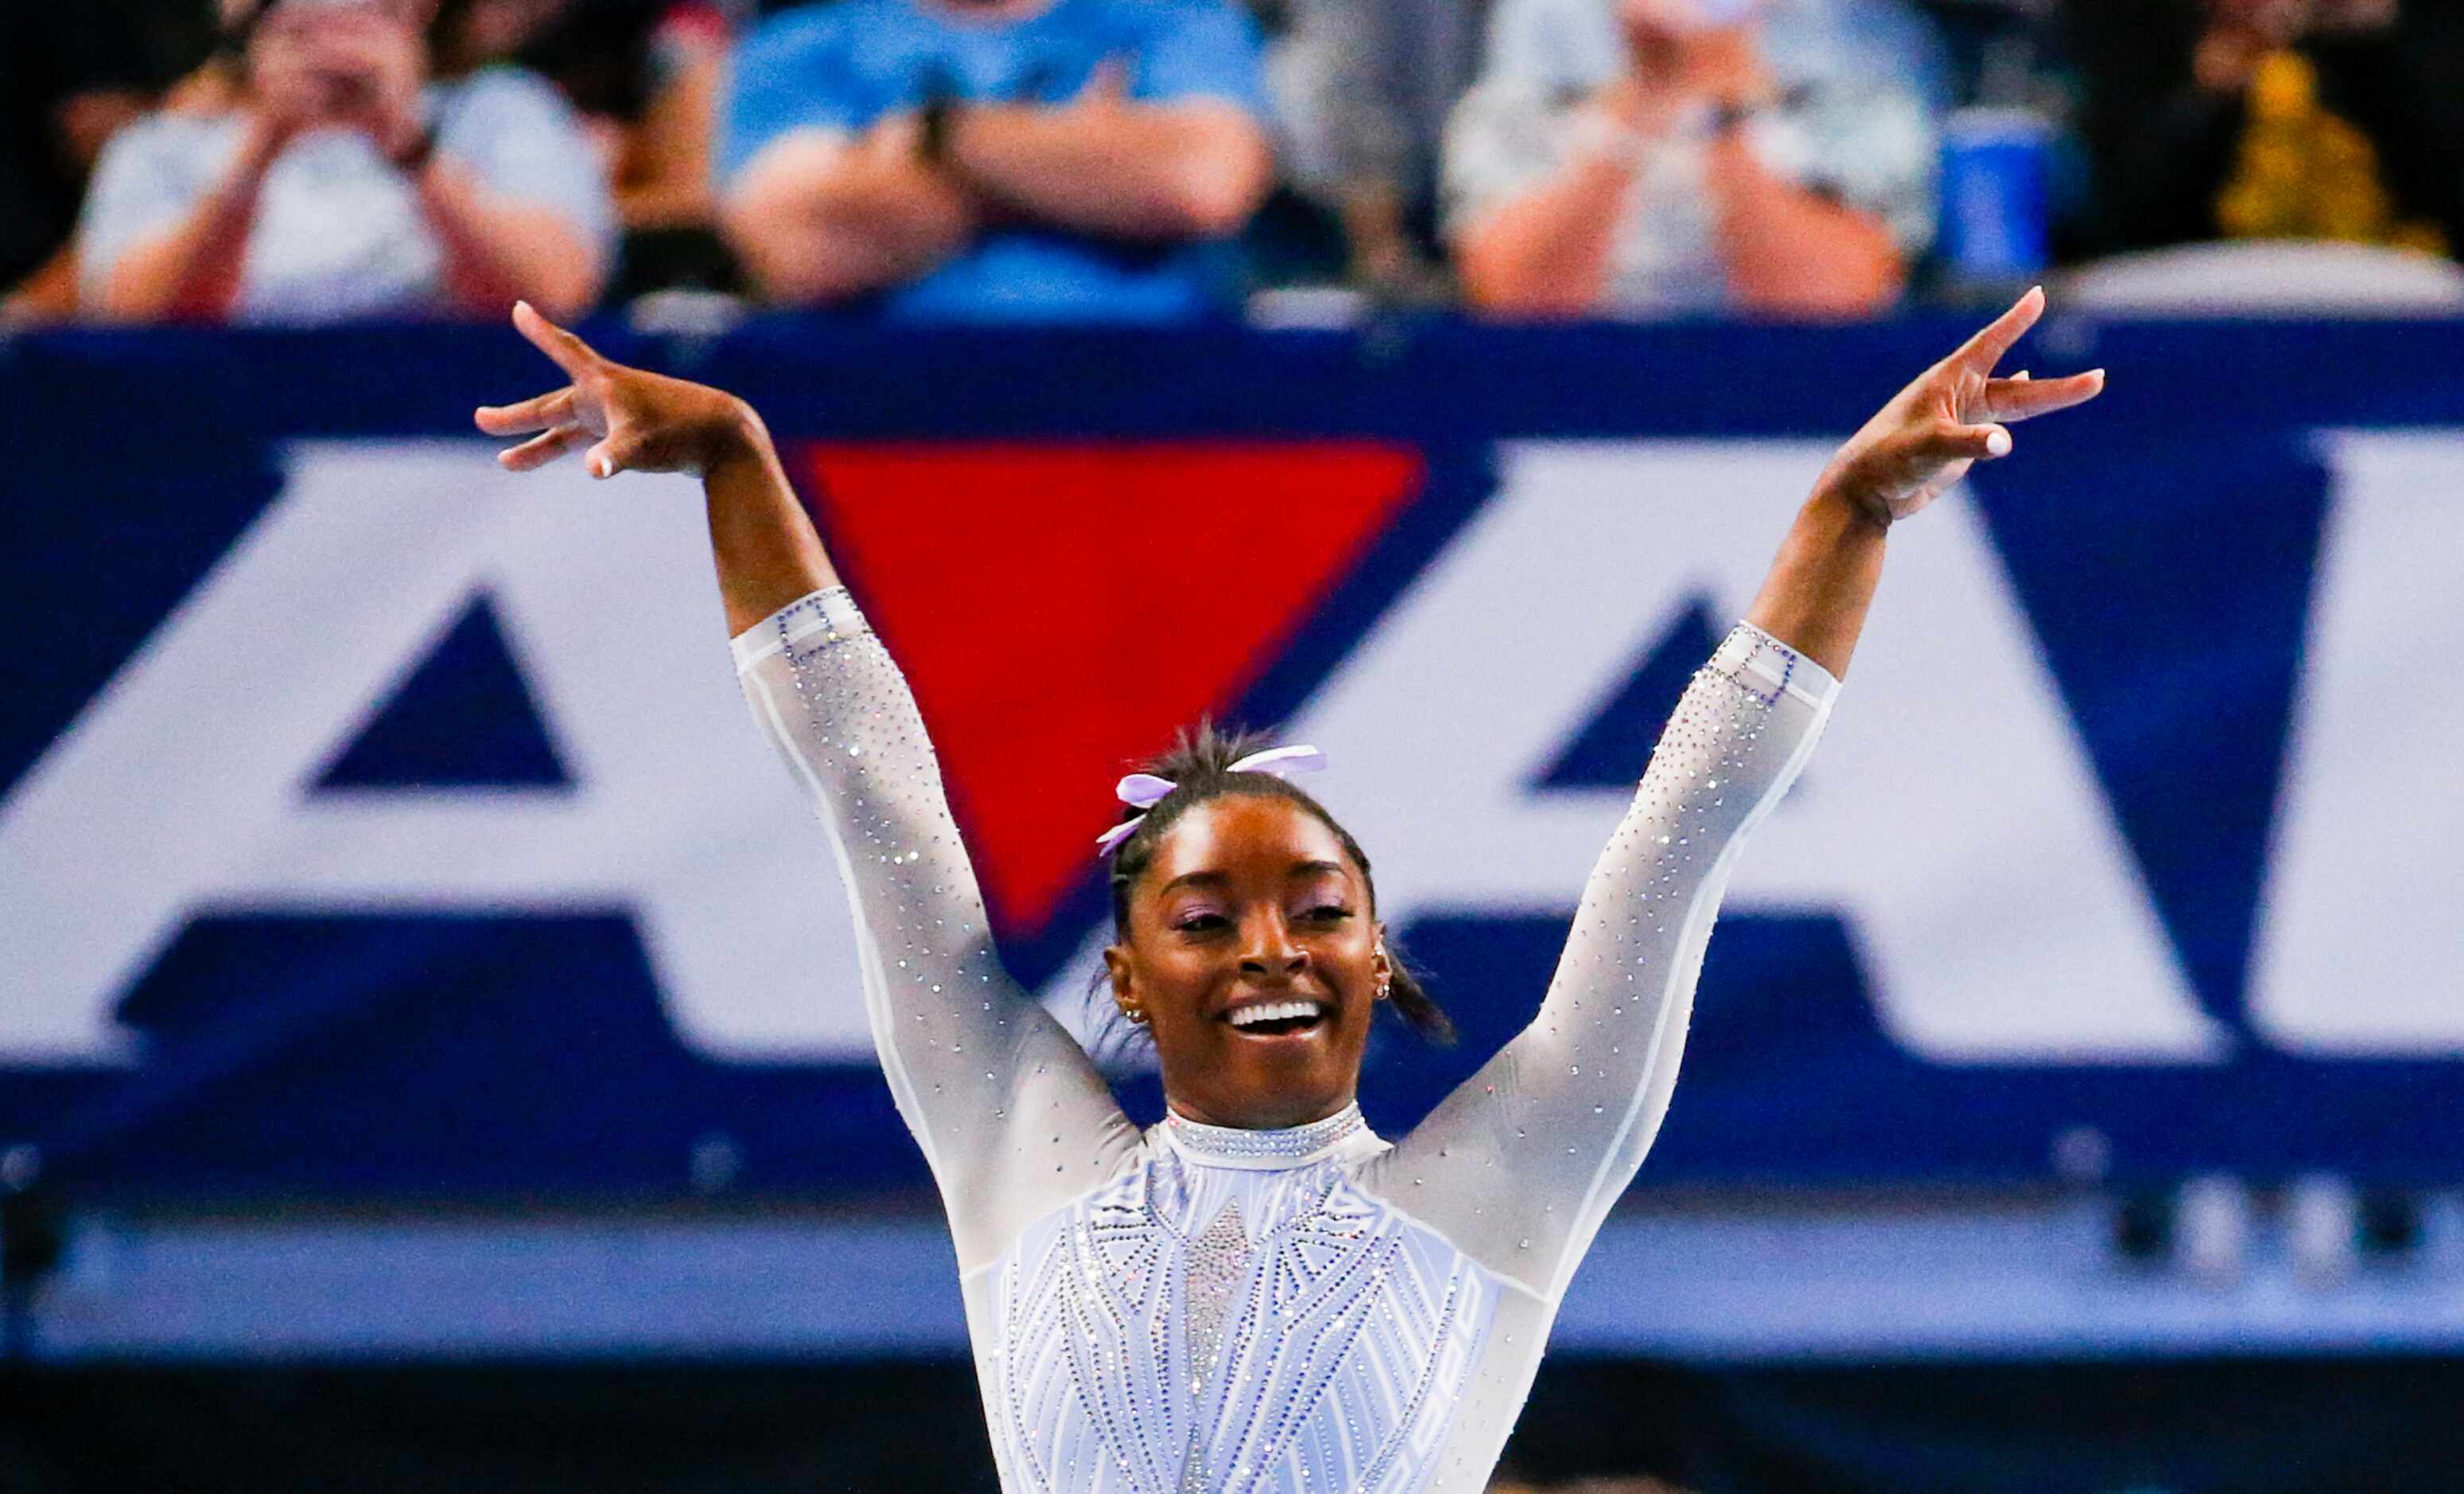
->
xmin=719 ymin=0 xmax=1275 ymax=322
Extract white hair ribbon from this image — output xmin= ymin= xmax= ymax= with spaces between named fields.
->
xmin=1094 ymin=745 xmax=1328 ymax=857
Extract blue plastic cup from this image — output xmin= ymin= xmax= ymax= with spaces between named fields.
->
xmin=1939 ymin=107 xmax=2052 ymax=285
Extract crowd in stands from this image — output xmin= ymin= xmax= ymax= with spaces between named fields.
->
xmin=3 ymin=0 xmax=2459 ymax=328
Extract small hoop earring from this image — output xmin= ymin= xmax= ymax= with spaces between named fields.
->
xmin=1374 ymin=978 xmax=1391 ymax=1002
xmin=1123 ymin=1006 xmax=1149 ymax=1025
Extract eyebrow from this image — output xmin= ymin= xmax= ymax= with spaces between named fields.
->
xmin=1158 ymin=861 xmax=1350 ymax=896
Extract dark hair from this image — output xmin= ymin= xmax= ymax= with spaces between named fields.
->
xmin=1104 ymin=722 xmax=1455 ymax=1046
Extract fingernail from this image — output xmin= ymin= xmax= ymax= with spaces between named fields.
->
xmin=1986 ymin=429 xmax=2013 ymax=457
xmin=515 ymin=300 xmax=533 ymax=317
xmin=593 ymin=455 xmax=611 ymax=478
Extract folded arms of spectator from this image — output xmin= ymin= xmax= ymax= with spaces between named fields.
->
xmin=721 ymin=119 xmax=981 ymax=305
xmin=939 ymin=63 xmax=1271 ymax=243
xmin=723 ymin=75 xmax=1269 ymax=305
xmin=717 ymin=0 xmax=1273 ymax=313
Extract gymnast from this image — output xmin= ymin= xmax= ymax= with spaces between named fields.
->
xmin=476 ymin=292 xmax=2100 ymax=1493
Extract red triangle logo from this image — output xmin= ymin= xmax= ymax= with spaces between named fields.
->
xmin=791 ymin=441 xmax=1424 ymax=942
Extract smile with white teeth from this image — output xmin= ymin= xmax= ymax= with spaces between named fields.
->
xmin=1226 ymin=999 xmax=1327 ymax=1030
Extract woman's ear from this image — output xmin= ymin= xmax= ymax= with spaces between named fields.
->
xmin=1371 ymin=930 xmax=1393 ymax=1000
xmin=1102 ymin=944 xmax=1142 ymax=1021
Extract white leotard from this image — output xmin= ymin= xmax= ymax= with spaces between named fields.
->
xmin=733 ymin=586 xmax=1835 ymax=1493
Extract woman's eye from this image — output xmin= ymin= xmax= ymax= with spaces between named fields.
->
xmin=1304 ymin=905 xmax=1352 ymax=923
xmin=1175 ymin=912 xmax=1229 ymax=933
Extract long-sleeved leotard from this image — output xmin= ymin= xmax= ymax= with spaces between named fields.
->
xmin=733 ymin=586 xmax=1836 ymax=1494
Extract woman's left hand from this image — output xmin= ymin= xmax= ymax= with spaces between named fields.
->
xmin=475 ymin=302 xmax=761 ymax=479
xmin=1817 ymin=286 xmax=2105 ymax=527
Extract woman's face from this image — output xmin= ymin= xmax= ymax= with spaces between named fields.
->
xmin=1106 ymin=796 xmax=1390 ymax=1130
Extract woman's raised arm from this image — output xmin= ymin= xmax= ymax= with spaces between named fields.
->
xmin=476 ymin=307 xmax=1140 ymax=1267
xmin=1745 ymin=286 xmax=2104 ymax=677
xmin=1373 ymin=290 xmax=2104 ymax=1301
xmin=476 ymin=302 xmax=839 ymax=632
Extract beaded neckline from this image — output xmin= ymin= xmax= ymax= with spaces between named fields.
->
xmin=1160 ymin=1103 xmax=1370 ymax=1169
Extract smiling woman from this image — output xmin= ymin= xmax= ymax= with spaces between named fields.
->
xmin=1095 ymin=724 xmax=1455 ymax=1128
xmin=475 ymin=290 xmax=2102 ymax=1493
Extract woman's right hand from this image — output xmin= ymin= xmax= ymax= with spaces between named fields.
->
xmin=1812 ymin=286 xmax=2103 ymax=527
xmin=474 ymin=302 xmax=766 ymax=480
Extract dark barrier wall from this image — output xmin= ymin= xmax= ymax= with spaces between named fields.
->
xmin=5 ymin=316 xmax=2462 ymax=1200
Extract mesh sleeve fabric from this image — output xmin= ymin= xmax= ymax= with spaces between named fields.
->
xmin=1366 ymin=621 xmax=1836 ymax=1300
xmin=733 ymin=589 xmax=1140 ymax=1272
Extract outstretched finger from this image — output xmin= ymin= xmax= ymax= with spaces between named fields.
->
xmin=581 ymin=434 xmax=633 ymax=480
xmin=474 ymin=386 xmax=574 ymax=438
xmin=1984 ymin=368 xmax=2105 ymax=423
xmin=1939 ymin=421 xmax=2014 ymax=461
xmin=511 ymin=300 xmax=600 ymax=378
xmin=1949 ymin=286 xmax=2046 ymax=374
xmin=497 ymin=421 xmax=589 ymax=472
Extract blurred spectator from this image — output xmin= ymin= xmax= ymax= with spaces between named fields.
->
xmin=80 ymin=0 xmax=615 ymax=324
xmin=1445 ymin=0 xmax=1940 ymax=318
xmin=461 ymin=0 xmax=743 ymax=298
xmin=717 ymin=0 xmax=1275 ymax=321
xmin=0 ymin=0 xmax=219 ymax=322
xmin=2062 ymin=0 xmax=2464 ymax=259
xmin=1257 ymin=0 xmax=1485 ymax=295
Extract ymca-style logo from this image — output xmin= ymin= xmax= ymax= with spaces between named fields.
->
xmin=2 ymin=431 xmax=2461 ymax=1076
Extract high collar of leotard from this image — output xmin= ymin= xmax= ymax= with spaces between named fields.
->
xmin=1158 ymin=1102 xmax=1374 ymax=1170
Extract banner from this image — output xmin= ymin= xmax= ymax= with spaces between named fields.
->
xmin=3 ymin=317 xmax=2461 ymax=1197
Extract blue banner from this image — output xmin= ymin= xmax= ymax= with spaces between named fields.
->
xmin=5 ymin=315 xmax=2462 ymax=1200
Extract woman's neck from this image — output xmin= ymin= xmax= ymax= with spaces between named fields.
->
xmin=1164 ymin=1095 xmax=1356 ymax=1130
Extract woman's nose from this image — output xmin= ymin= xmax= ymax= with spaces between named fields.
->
xmin=1239 ymin=912 xmax=1308 ymax=978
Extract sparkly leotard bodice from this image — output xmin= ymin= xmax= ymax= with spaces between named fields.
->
xmin=733 ymin=588 xmax=1835 ymax=1493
